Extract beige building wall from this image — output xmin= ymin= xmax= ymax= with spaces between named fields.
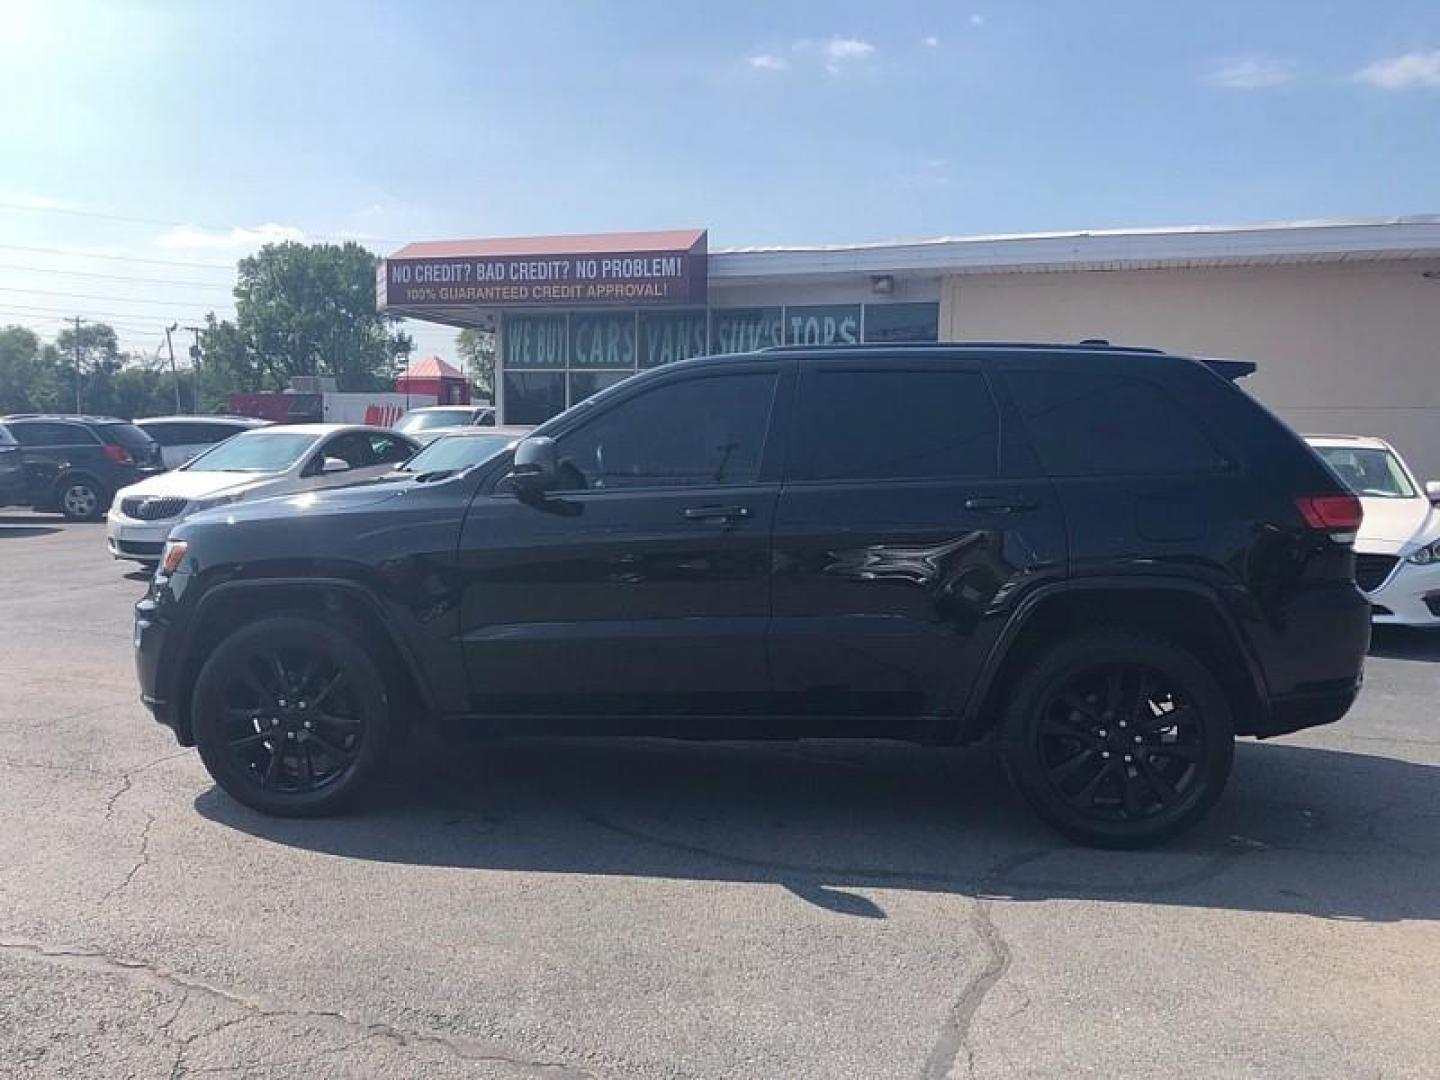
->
xmin=942 ymin=260 xmax=1440 ymax=478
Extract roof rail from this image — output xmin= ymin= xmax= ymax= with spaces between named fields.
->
xmin=761 ymin=340 xmax=1167 ymax=355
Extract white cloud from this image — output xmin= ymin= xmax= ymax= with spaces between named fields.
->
xmin=1354 ymin=50 xmax=1440 ymax=89
xmin=921 ymin=35 xmax=940 ymax=48
xmin=821 ymin=36 xmax=876 ymax=75
xmin=748 ymin=53 xmax=789 ymax=71
xmin=969 ymin=14 xmax=985 ymax=27
xmin=1204 ymin=56 xmax=1296 ymax=89
xmin=154 ymin=223 xmax=305 ymax=251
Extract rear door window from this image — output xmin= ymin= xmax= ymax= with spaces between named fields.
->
xmin=793 ymin=368 xmax=999 ymax=481
xmin=1005 ymin=370 xmax=1227 ymax=476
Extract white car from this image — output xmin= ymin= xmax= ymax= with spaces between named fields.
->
xmin=1306 ymin=435 xmax=1440 ymax=626
xmin=106 ymin=424 xmax=419 ymax=564
xmin=136 ymin=415 xmax=270 ymax=469
xmin=395 ymin=405 xmax=496 ymax=445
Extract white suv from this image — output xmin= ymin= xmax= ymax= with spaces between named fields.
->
xmin=1306 ymin=434 xmax=1440 ymax=626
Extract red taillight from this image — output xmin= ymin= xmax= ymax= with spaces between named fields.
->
xmin=102 ymin=444 xmax=133 ymax=466
xmin=1295 ymin=494 xmax=1363 ymax=531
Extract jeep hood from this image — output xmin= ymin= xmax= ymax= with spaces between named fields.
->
xmin=187 ymin=480 xmax=412 ymax=524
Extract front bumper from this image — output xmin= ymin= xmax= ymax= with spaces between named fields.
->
xmin=106 ymin=513 xmax=176 ymax=562
xmin=1365 ymin=556 xmax=1440 ymax=627
xmin=134 ymin=591 xmax=191 ymax=745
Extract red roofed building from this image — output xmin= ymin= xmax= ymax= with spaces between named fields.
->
xmin=395 ymin=355 xmax=471 ymax=405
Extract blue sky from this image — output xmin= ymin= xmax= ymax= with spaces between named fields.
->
xmin=1 ymin=0 xmax=1438 ymax=361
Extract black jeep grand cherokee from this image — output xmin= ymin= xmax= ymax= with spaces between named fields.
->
xmin=135 ymin=343 xmax=1369 ymax=847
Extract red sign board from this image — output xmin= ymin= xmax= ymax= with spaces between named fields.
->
xmin=380 ymin=230 xmax=707 ymax=309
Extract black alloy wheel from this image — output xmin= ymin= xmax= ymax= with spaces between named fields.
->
xmin=1038 ymin=664 xmax=1202 ymax=820
xmin=192 ymin=616 xmax=394 ymax=816
xmin=1002 ymin=630 xmax=1234 ymax=848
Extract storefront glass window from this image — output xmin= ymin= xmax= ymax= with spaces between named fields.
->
xmin=570 ymin=312 xmax=638 ymax=368
xmin=784 ymin=305 xmax=861 ymax=346
xmin=504 ymin=370 xmax=566 ymax=424
xmin=505 ymin=314 xmax=567 ymax=368
xmin=569 ymin=369 xmax=633 ymax=406
xmin=862 ymin=302 xmax=940 ymax=343
xmin=710 ymin=307 xmax=783 ymax=354
xmin=639 ymin=310 xmax=708 ymax=369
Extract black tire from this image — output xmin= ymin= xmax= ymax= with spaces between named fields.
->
xmin=1000 ymin=630 xmax=1235 ymax=849
xmin=55 ymin=475 xmax=106 ymax=522
xmin=192 ymin=615 xmax=396 ymax=817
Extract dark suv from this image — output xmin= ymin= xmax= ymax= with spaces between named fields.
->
xmin=1 ymin=415 xmax=164 ymax=520
xmin=134 ymin=343 xmax=1370 ymax=846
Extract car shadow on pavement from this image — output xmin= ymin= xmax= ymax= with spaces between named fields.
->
xmin=195 ymin=734 xmax=1440 ymax=923
xmin=1368 ymin=625 xmax=1440 ymax=661
xmin=0 ymin=525 xmax=62 ymax=539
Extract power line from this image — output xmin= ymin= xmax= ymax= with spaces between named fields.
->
xmin=0 ymin=263 xmax=235 ymax=290
xmin=0 ymin=200 xmax=404 ymax=246
xmin=0 ymin=301 xmax=225 ymax=325
xmin=0 ymin=286 xmax=230 ymax=310
xmin=0 ymin=242 xmax=235 ymax=271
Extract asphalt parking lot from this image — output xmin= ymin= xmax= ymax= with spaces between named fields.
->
xmin=1 ymin=512 xmax=1438 ymax=1079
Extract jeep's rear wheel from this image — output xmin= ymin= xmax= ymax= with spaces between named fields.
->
xmin=1001 ymin=630 xmax=1234 ymax=848
xmin=192 ymin=616 xmax=394 ymax=816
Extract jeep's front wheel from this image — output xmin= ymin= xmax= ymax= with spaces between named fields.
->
xmin=1001 ymin=630 xmax=1235 ymax=849
xmin=192 ymin=615 xmax=394 ymax=817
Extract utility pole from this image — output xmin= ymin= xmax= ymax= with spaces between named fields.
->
xmin=184 ymin=326 xmax=204 ymax=413
xmin=164 ymin=323 xmax=181 ymax=414
xmin=72 ymin=316 xmax=84 ymax=413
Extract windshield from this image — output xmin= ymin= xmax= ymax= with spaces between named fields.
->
xmin=1314 ymin=445 xmax=1417 ymax=499
xmin=399 ymin=433 xmax=515 ymax=473
xmin=396 ymin=410 xmax=473 ymax=433
xmin=184 ymin=432 xmax=318 ymax=473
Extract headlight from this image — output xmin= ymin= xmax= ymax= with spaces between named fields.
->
xmin=190 ymin=492 xmax=243 ymax=513
xmin=1407 ymin=540 xmax=1440 ymax=565
xmin=158 ymin=540 xmax=189 ymax=576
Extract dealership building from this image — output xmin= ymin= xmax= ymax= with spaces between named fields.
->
xmin=378 ymin=216 xmax=1440 ymax=474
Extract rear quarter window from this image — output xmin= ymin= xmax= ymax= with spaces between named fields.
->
xmin=1005 ymin=369 xmax=1228 ymax=476
xmin=102 ymin=423 xmax=158 ymax=449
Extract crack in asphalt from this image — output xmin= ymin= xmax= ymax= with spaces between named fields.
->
xmin=0 ymin=938 xmax=597 ymax=1079
xmin=573 ymin=809 xmax=1272 ymax=1080
xmin=102 ymin=749 xmax=190 ymax=822
xmin=918 ymin=848 xmax=1056 ymax=1080
xmin=99 ymin=811 xmax=156 ymax=905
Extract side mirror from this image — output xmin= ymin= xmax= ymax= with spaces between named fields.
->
xmin=320 ymin=456 xmax=351 ymax=475
xmin=1426 ymin=480 xmax=1440 ymax=505
xmin=507 ymin=436 xmax=558 ymax=493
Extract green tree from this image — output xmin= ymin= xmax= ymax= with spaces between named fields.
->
xmin=55 ymin=322 xmax=125 ymax=413
xmin=455 ymin=327 xmax=496 ymax=402
xmin=200 ymin=242 xmax=412 ymax=397
xmin=0 ymin=326 xmax=67 ymax=413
